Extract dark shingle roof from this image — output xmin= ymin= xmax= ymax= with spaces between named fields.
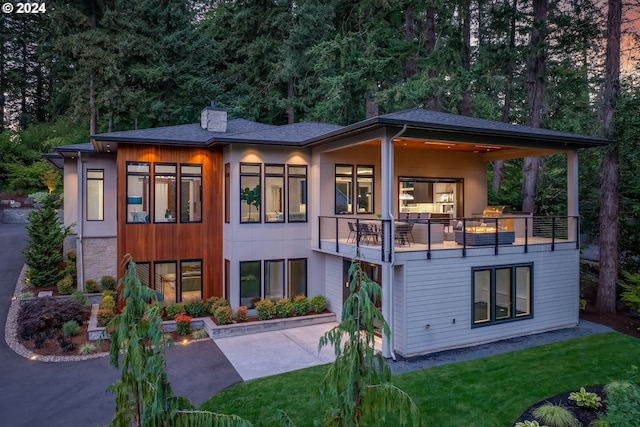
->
xmin=220 ymin=122 xmax=343 ymax=145
xmin=92 ymin=119 xmax=275 ymax=145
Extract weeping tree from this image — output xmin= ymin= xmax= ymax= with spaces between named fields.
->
xmin=315 ymin=255 xmax=420 ymax=427
xmin=107 ymin=255 xmax=251 ymax=427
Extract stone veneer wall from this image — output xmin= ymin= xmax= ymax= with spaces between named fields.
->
xmin=82 ymin=237 xmax=117 ymax=283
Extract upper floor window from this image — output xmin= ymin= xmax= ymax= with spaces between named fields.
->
xmin=126 ymin=162 xmax=150 ymax=223
xmin=155 ymin=164 xmax=176 ymax=223
xmin=356 ymin=166 xmax=374 ymax=214
xmin=335 ymin=165 xmax=353 ymax=214
xmin=180 ymin=164 xmax=202 ymax=223
xmin=240 ymin=163 xmax=261 ymax=223
xmin=265 ymin=165 xmax=284 ymax=223
xmin=86 ymin=169 xmax=104 ymax=221
xmin=473 ymin=264 xmax=532 ymax=327
xmin=288 ymin=165 xmax=307 ymax=222
xmin=335 ymin=164 xmax=374 ymax=214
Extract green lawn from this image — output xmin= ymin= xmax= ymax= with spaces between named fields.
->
xmin=200 ymin=332 xmax=640 ymax=426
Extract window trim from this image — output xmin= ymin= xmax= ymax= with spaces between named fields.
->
xmin=180 ymin=163 xmax=203 ymax=224
xmin=153 ymin=163 xmax=177 ymax=225
xmin=224 ymin=163 xmax=230 ymax=224
xmin=264 ymin=259 xmax=285 ymax=302
xmin=154 ymin=260 xmax=177 ymax=305
xmin=335 ymin=164 xmax=354 ymax=215
xmin=335 ymin=164 xmax=374 ymax=215
xmin=287 ymin=165 xmax=307 ymax=223
xmin=126 ymin=161 xmax=150 ymax=224
xmin=264 ymin=164 xmax=285 ymax=224
xmin=86 ymin=169 xmax=104 ymax=221
xmin=180 ymin=258 xmax=203 ymax=303
xmin=356 ymin=165 xmax=374 ymax=214
xmin=240 ymin=163 xmax=262 ymax=224
xmin=471 ymin=263 xmax=533 ymax=328
xmin=287 ymin=258 xmax=307 ymax=297
xmin=239 ymin=260 xmax=261 ymax=308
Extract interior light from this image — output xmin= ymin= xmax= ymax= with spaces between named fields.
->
xmin=423 ymin=141 xmax=456 ymax=147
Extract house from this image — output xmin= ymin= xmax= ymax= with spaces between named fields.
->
xmin=46 ymin=105 xmax=609 ymax=358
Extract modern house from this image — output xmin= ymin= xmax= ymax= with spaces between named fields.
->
xmin=46 ymin=105 xmax=609 ymax=358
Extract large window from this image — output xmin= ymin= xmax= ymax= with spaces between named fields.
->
xmin=126 ymin=162 xmax=150 ymax=223
xmin=155 ymin=164 xmax=176 ymax=223
xmin=224 ymin=259 xmax=230 ymax=300
xmin=288 ymin=258 xmax=307 ymax=297
xmin=288 ymin=165 xmax=307 ymax=222
xmin=155 ymin=261 xmax=177 ymax=306
xmin=264 ymin=165 xmax=284 ymax=223
xmin=240 ymin=260 xmax=261 ymax=308
xmin=472 ymin=264 xmax=532 ymax=326
xmin=265 ymin=259 xmax=285 ymax=301
xmin=240 ymin=163 xmax=261 ymax=223
xmin=335 ymin=165 xmax=353 ymax=214
xmin=86 ymin=169 xmax=104 ymax=221
xmin=180 ymin=164 xmax=202 ymax=223
xmin=356 ymin=166 xmax=374 ymax=213
xmin=335 ymin=164 xmax=374 ymax=214
xmin=181 ymin=260 xmax=202 ymax=303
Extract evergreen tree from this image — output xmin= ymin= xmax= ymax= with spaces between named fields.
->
xmin=317 ymin=256 xmax=420 ymax=427
xmin=108 ymin=256 xmax=251 ymax=427
xmin=23 ymin=194 xmax=70 ymax=288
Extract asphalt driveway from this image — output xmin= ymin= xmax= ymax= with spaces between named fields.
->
xmin=0 ymin=223 xmax=242 ymax=427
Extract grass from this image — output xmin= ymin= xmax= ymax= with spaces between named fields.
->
xmin=200 ymin=332 xmax=640 ymax=426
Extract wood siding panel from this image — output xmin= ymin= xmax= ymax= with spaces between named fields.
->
xmin=398 ymin=249 xmax=579 ymax=356
xmin=117 ymin=144 xmax=223 ymax=299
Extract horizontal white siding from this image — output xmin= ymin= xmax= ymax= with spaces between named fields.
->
xmin=323 ymin=255 xmax=344 ymax=320
xmin=396 ymin=247 xmax=579 ymax=357
xmin=392 ymin=265 xmax=405 ymax=352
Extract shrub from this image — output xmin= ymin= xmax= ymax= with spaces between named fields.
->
xmin=85 ymin=279 xmax=99 ymax=293
xmin=255 ymin=299 xmax=276 ymax=320
xmin=57 ymin=334 xmax=76 ymax=353
xmin=66 ymin=251 xmax=77 ymax=262
xmin=63 ymin=320 xmax=80 ymax=337
xmin=214 ymin=306 xmax=233 ymax=325
xmin=71 ymin=290 xmax=87 ymax=305
xmin=603 ymin=381 xmax=640 ymax=427
xmin=79 ymin=343 xmax=97 ymax=355
xmin=97 ymin=309 xmax=115 ymax=327
xmin=34 ymin=330 xmax=51 ymax=348
xmin=568 ymin=387 xmax=602 ymax=409
xmin=620 ymin=272 xmax=640 ymax=313
xmin=28 ymin=191 xmax=49 ymax=204
xmin=310 ymin=295 xmax=327 ymax=313
xmin=57 ymin=275 xmax=74 ymax=295
xmin=515 ymin=422 xmax=548 ymax=427
xmin=293 ymin=295 xmax=309 ymax=316
xmin=191 ymin=329 xmax=209 ymax=340
xmin=532 ymin=403 xmax=580 ymax=427
xmin=18 ymin=297 xmax=89 ymax=340
xmin=21 ymin=291 xmax=34 ymax=299
xmin=275 ymin=298 xmax=294 ymax=318
xmin=174 ymin=313 xmax=192 ymax=335
xmin=185 ymin=300 xmax=206 ymax=318
xmin=99 ymin=294 xmax=115 ymax=313
xmin=235 ymin=306 xmax=248 ymax=322
xmin=100 ymin=275 xmax=117 ymax=292
xmin=166 ymin=303 xmax=186 ymax=318
xmin=206 ymin=297 xmax=230 ymax=314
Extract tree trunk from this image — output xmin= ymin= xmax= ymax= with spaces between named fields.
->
xmin=425 ymin=6 xmax=440 ymax=111
xmin=89 ymin=0 xmax=98 ymax=135
xmin=287 ymin=77 xmax=294 ymax=124
xmin=493 ymin=0 xmax=518 ymax=197
xmin=365 ymin=88 xmax=378 ymax=119
xmin=596 ymin=0 xmax=622 ymax=315
xmin=404 ymin=4 xmax=417 ymax=79
xmin=522 ymin=0 xmax=548 ymax=214
xmin=461 ymin=0 xmax=472 ymax=116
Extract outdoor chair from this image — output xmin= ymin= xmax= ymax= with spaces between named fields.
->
xmin=395 ymin=223 xmax=415 ymax=246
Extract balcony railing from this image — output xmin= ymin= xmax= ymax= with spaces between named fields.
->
xmin=318 ymin=215 xmax=579 ymax=262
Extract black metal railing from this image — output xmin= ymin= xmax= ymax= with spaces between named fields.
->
xmin=318 ymin=215 xmax=580 ymax=260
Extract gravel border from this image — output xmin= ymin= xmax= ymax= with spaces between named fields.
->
xmin=4 ymin=264 xmax=109 ymax=362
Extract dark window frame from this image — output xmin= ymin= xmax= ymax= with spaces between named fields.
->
xmin=356 ymin=165 xmax=374 ymax=214
xmin=239 ymin=260 xmax=261 ymax=308
xmin=126 ymin=161 xmax=150 ymax=224
xmin=180 ymin=258 xmax=203 ymax=303
xmin=471 ymin=263 xmax=533 ymax=328
xmin=264 ymin=259 xmax=285 ymax=302
xmin=264 ymin=164 xmax=285 ymax=224
xmin=240 ymin=163 xmax=262 ymax=224
xmin=287 ymin=258 xmax=307 ymax=297
xmin=287 ymin=165 xmax=307 ymax=223
xmin=335 ymin=164 xmax=354 ymax=215
xmin=154 ymin=260 xmax=178 ymax=305
xmin=180 ymin=163 xmax=203 ymax=224
xmin=86 ymin=169 xmax=104 ymax=221
xmin=224 ymin=163 xmax=230 ymax=224
xmin=153 ymin=163 xmax=177 ymax=225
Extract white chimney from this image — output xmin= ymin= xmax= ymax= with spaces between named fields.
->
xmin=200 ymin=101 xmax=227 ymax=132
